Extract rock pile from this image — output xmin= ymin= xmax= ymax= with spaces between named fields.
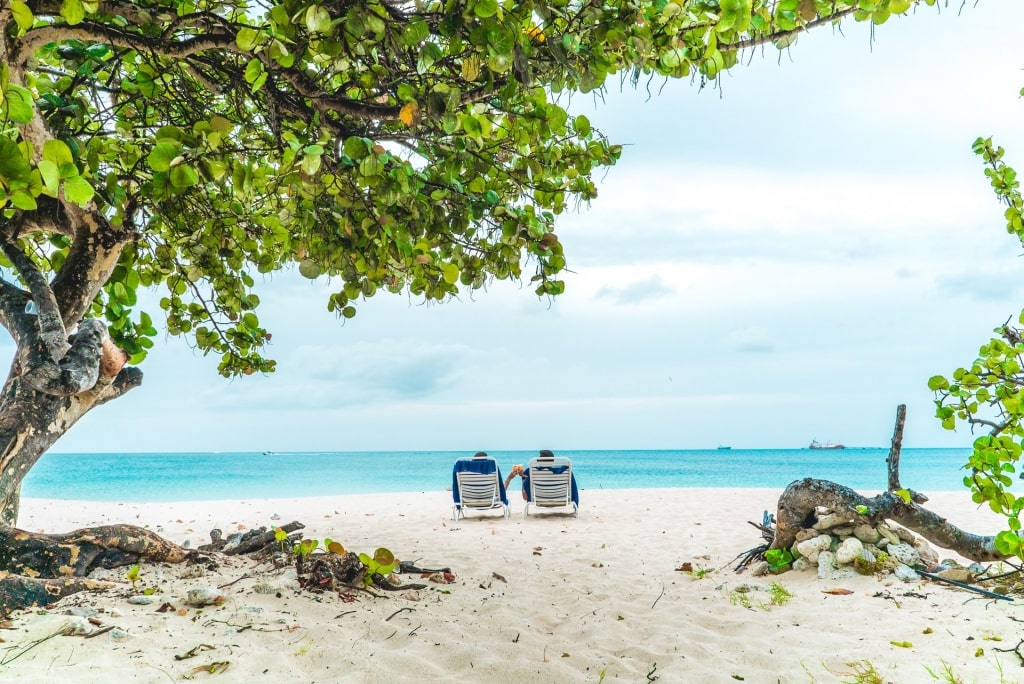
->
xmin=752 ymin=506 xmax=985 ymax=583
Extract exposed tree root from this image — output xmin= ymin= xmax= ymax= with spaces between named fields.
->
xmin=0 ymin=523 xmax=189 ymax=615
xmin=0 ymin=573 xmax=117 ymax=615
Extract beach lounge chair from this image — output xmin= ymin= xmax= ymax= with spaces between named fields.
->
xmin=452 ymin=454 xmax=509 ymax=520
xmin=523 ymin=455 xmax=579 ymax=518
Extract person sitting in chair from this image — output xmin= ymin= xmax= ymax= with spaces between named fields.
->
xmin=504 ymin=449 xmax=556 ymax=500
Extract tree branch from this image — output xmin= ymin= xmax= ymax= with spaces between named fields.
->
xmin=722 ymin=6 xmax=861 ymax=53
xmin=0 ymin=240 xmax=69 ymax=360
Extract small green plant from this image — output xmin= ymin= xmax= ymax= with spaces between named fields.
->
xmin=764 ymin=548 xmax=794 ymax=573
xmin=686 ymin=565 xmax=714 ymax=580
xmin=274 ymin=527 xmax=287 ymax=552
xmin=294 ymin=538 xmax=319 ymax=557
xmin=728 ymin=589 xmax=752 ymax=609
xmin=766 ymin=583 xmax=793 ymax=606
xmin=853 ymin=551 xmax=890 ymax=576
xmin=358 ymin=547 xmax=396 ymax=586
xmin=125 ymin=564 xmax=141 ymax=592
xmin=837 ymin=660 xmax=884 ymax=684
xmin=923 ymin=661 xmax=966 ymax=684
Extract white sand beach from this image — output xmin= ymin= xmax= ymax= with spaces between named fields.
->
xmin=3 ymin=488 xmax=1021 ymax=683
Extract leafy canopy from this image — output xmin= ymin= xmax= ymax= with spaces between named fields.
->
xmin=0 ymin=0 xmax=929 ymax=375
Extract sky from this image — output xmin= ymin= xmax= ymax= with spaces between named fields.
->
xmin=40 ymin=0 xmax=1024 ymax=453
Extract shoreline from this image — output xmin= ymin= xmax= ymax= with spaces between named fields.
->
xmin=7 ymin=488 xmax=1017 ymax=683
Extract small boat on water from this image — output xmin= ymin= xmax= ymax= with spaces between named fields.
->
xmin=809 ymin=440 xmax=845 ymax=450
xmin=716 ymin=445 xmax=732 ymax=450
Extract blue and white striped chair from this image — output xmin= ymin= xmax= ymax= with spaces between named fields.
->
xmin=452 ymin=455 xmax=509 ymax=520
xmin=523 ymin=456 xmax=579 ymax=518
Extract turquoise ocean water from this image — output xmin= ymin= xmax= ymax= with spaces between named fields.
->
xmin=21 ymin=448 xmax=980 ymax=502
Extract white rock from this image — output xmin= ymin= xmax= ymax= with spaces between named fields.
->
xmin=127 ymin=595 xmax=155 ymax=605
xmin=795 ymin=534 xmax=833 ymax=563
xmin=913 ymin=539 xmax=940 ymax=567
xmin=749 ymin=561 xmax=769 ymax=577
xmin=876 ymin=524 xmax=901 ymax=546
xmin=853 ymin=525 xmax=881 ymax=544
xmin=817 ymin=551 xmax=837 ymax=580
xmin=792 ymin=558 xmax=812 ymax=572
xmin=61 ymin=617 xmax=92 ymax=636
xmin=813 ymin=513 xmax=855 ymax=531
xmin=186 ymin=587 xmax=225 ymax=607
xmin=893 ymin=563 xmax=919 ymax=582
xmin=887 ymin=543 xmax=920 ymax=567
xmin=835 ymin=537 xmax=864 ymax=565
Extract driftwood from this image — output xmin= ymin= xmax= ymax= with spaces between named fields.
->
xmin=197 ymin=521 xmax=305 ymax=555
xmin=768 ymin=405 xmax=1009 ymax=564
xmin=0 ymin=523 xmax=190 ymax=616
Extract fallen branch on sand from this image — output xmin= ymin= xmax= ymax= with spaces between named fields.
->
xmin=740 ymin=405 xmax=1016 ymax=590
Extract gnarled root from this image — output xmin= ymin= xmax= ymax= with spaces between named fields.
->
xmin=0 ymin=572 xmax=117 ymax=615
xmin=0 ymin=523 xmax=188 ymax=615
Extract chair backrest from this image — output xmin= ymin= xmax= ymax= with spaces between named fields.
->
xmin=526 ymin=457 xmax=572 ymax=508
xmin=456 ymin=470 xmax=503 ymax=509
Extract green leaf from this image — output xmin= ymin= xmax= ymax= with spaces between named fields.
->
xmin=298 ymin=259 xmax=321 ymax=279
xmin=43 ymin=139 xmax=75 ymax=167
xmin=61 ymin=0 xmax=86 ymax=25
xmin=927 ymin=375 xmax=949 ymax=391
xmin=37 ymin=160 xmax=60 ymax=196
xmin=147 ymin=143 xmax=178 ymax=172
xmin=169 ymin=164 xmax=199 ymax=188
xmin=0 ymin=140 xmax=31 ymax=180
xmin=63 ymin=176 xmax=94 ymax=204
xmin=441 ymin=263 xmax=459 ymax=284
xmin=236 ymin=27 xmax=260 ymax=51
xmin=894 ymin=489 xmax=912 ymax=504
xmin=244 ymin=59 xmax=264 ymax=85
xmin=473 ymin=0 xmax=499 ymax=18
xmin=305 ymin=5 xmax=332 ymax=34
xmin=574 ymin=115 xmax=591 ymax=137
xmin=2 ymin=85 xmax=35 ymax=124
xmin=10 ymin=190 xmax=37 ymax=210
xmin=10 ymin=1 xmax=33 ymax=32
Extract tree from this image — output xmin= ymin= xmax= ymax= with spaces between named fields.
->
xmin=0 ymin=0 xmax=931 ymax=610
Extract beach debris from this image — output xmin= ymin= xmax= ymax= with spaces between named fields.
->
xmin=492 ymin=572 xmax=507 ymax=583
xmin=175 ymin=643 xmax=217 ymax=661
xmin=915 ymin=569 xmax=1013 ymax=601
xmin=198 ymin=521 xmax=304 ymax=557
xmin=186 ymin=587 xmax=225 ymax=607
xmin=127 ymin=595 xmax=156 ymax=605
xmin=183 ymin=661 xmax=231 ymax=678
xmin=397 ymin=561 xmax=451 ymax=574
xmin=821 ymin=588 xmax=854 ymax=595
